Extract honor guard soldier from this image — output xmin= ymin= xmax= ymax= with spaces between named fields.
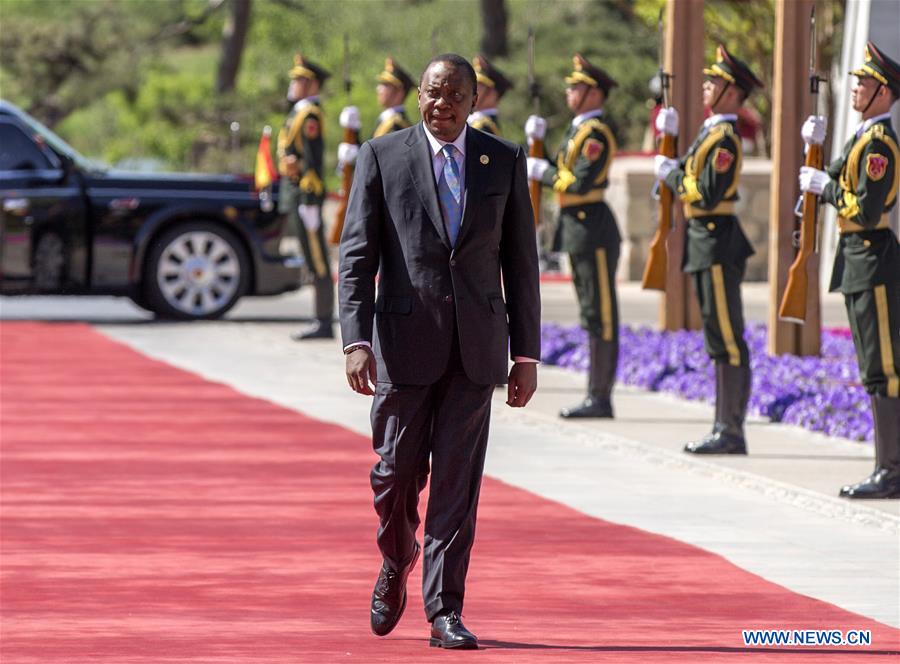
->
xmin=799 ymin=42 xmax=900 ymax=499
xmin=468 ymin=55 xmax=513 ymax=136
xmin=372 ymin=57 xmax=414 ymax=137
xmin=654 ymin=45 xmax=763 ymax=454
xmin=526 ymin=54 xmax=622 ymax=418
xmin=335 ymin=58 xmax=414 ymax=181
xmin=278 ymin=54 xmax=335 ymax=340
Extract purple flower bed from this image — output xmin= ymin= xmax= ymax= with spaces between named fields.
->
xmin=541 ymin=322 xmax=873 ymax=443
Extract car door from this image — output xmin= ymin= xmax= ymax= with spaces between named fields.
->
xmin=0 ymin=119 xmax=88 ymax=293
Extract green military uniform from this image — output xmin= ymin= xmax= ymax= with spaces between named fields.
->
xmin=468 ymin=55 xmax=513 ymax=137
xmin=539 ymin=54 xmax=621 ymax=418
xmin=663 ymin=45 xmax=763 ymax=455
xmin=818 ymin=42 xmax=900 ymax=499
xmin=277 ymin=54 xmax=333 ymax=338
xmin=373 ymin=58 xmax=414 ymax=138
xmin=467 ymin=110 xmax=502 ymax=136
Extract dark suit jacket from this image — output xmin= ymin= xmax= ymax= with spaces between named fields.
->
xmin=339 ymin=123 xmax=541 ymax=386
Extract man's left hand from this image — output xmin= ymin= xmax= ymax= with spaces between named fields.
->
xmin=526 ymin=157 xmax=549 ymax=181
xmin=507 ymin=362 xmax=537 ymax=408
xmin=298 ymin=204 xmax=321 ymax=231
xmin=799 ymin=166 xmax=829 ymax=195
xmin=654 ymin=155 xmax=678 ymax=181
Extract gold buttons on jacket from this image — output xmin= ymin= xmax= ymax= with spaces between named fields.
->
xmin=863 ymin=239 xmax=871 ymax=247
xmin=577 ymin=211 xmax=586 ymax=220
xmin=707 ymin=222 xmax=716 ymax=231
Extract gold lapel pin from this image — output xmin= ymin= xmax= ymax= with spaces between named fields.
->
xmin=480 ymin=154 xmax=489 ymax=165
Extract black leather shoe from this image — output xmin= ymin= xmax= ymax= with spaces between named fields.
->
xmin=370 ymin=545 xmax=420 ymax=636
xmin=839 ymin=468 xmax=900 ymax=499
xmin=429 ymin=610 xmax=478 ymax=650
xmin=559 ymin=396 xmax=613 ymax=419
xmin=684 ymin=431 xmax=747 ymax=455
xmin=290 ymin=320 xmax=334 ymax=341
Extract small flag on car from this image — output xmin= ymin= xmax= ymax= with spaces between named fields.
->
xmin=254 ymin=126 xmax=277 ymax=192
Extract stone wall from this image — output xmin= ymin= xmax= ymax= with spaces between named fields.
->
xmin=604 ymin=156 xmax=772 ymax=282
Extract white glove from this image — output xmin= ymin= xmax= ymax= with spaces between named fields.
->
xmin=337 ymin=142 xmax=359 ymax=166
xmin=526 ymin=157 xmax=550 ymax=181
xmin=798 ymin=166 xmax=829 ymax=195
xmin=339 ymin=105 xmax=361 ymax=130
xmin=800 ymin=115 xmax=826 ymax=146
xmin=655 ymin=107 xmax=679 ymax=137
xmin=524 ymin=115 xmax=547 ymax=142
xmin=298 ymin=204 xmax=321 ymax=231
xmin=654 ymin=155 xmax=678 ymax=181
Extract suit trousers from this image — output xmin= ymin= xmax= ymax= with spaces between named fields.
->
xmin=369 ymin=329 xmax=494 ymax=621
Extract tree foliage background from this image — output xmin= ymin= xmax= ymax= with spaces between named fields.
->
xmin=0 ymin=0 xmax=843 ymax=181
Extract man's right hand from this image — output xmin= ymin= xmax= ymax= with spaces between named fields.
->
xmin=337 ymin=142 xmax=359 ymax=166
xmin=283 ymin=155 xmax=300 ymax=179
xmin=346 ymin=347 xmax=377 ymax=395
xmin=339 ymin=105 xmax=361 ymax=130
xmin=524 ymin=115 xmax=547 ymax=143
xmin=526 ymin=157 xmax=549 ymax=181
xmin=655 ymin=107 xmax=679 ymax=137
xmin=801 ymin=115 xmax=826 ymax=146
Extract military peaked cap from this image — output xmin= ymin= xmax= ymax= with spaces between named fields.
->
xmin=288 ymin=54 xmax=330 ymax=84
xmin=473 ymin=55 xmax=514 ymax=97
xmin=376 ymin=57 xmax=414 ymax=95
xmin=564 ymin=54 xmax=617 ymax=95
xmin=851 ymin=41 xmax=900 ymax=96
xmin=703 ymin=45 xmax=763 ymax=95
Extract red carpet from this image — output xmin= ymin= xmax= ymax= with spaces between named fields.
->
xmin=1 ymin=321 xmax=898 ymax=663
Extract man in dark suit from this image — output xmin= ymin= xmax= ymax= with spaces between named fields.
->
xmin=339 ymin=53 xmax=541 ymax=650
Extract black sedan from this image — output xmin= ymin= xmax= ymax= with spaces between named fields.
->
xmin=0 ymin=100 xmax=303 ymax=319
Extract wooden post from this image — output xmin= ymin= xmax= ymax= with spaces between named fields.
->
xmin=660 ymin=0 xmax=704 ymax=331
xmin=768 ymin=0 xmax=821 ymax=356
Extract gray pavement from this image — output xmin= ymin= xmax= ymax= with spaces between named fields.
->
xmin=3 ymin=281 xmax=899 ymax=630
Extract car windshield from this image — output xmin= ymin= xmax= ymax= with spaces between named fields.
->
xmin=14 ymin=109 xmax=107 ymax=173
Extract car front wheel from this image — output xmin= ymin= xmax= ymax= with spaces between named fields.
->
xmin=144 ymin=222 xmax=250 ymax=320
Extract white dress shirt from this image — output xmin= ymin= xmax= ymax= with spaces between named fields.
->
xmin=422 ymin=123 xmax=467 ymax=207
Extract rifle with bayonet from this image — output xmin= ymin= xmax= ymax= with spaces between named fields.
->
xmin=527 ymin=27 xmax=544 ymax=227
xmin=641 ymin=8 xmax=675 ymax=292
xmin=778 ymin=7 xmax=825 ymax=323
xmin=329 ymin=33 xmax=358 ymax=246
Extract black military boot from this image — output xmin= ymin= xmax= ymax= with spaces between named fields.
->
xmin=685 ymin=363 xmax=727 ymax=449
xmin=840 ymin=395 xmax=900 ymax=499
xmin=291 ymin=318 xmax=334 ymax=341
xmin=685 ymin=364 xmax=750 ymax=455
xmin=560 ymin=336 xmax=617 ymax=419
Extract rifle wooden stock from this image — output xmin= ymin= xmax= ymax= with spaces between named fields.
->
xmin=528 ymin=139 xmax=544 ymax=226
xmin=641 ymin=131 xmax=677 ymax=291
xmin=328 ymin=126 xmax=358 ymax=246
xmin=779 ymin=143 xmax=823 ymax=323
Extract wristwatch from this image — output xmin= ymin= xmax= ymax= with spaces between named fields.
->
xmin=343 ymin=343 xmax=368 ymax=355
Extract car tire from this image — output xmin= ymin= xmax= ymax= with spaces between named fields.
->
xmin=144 ymin=221 xmax=250 ymax=320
